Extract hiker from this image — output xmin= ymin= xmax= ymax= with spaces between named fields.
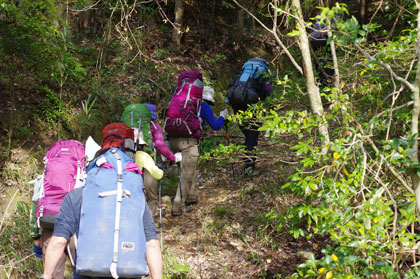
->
xmin=31 ymin=140 xmax=85 ymax=279
xmin=226 ymin=58 xmax=273 ymax=176
xmin=42 ymin=149 xmax=163 ymax=279
xmin=121 ymin=103 xmax=182 ymax=213
xmin=308 ymin=11 xmax=342 ymax=88
xmin=164 ymin=71 xmax=228 ymax=216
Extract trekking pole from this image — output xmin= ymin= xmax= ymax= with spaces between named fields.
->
xmin=176 ymin=162 xmax=186 ymax=235
xmin=154 ymin=147 xmax=163 ymax=250
xmin=224 ymin=122 xmax=236 ymax=183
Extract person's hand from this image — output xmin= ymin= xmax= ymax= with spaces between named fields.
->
xmin=160 ymin=154 xmax=167 ymax=162
xmin=34 ymin=238 xmax=42 ymax=248
xmin=175 ymin=152 xmax=182 ymax=163
xmin=220 ymin=109 xmax=228 ymax=119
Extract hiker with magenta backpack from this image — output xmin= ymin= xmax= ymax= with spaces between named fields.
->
xmin=42 ymin=148 xmax=162 ymax=279
xmin=226 ymin=58 xmax=273 ymax=176
xmin=164 ymin=71 xmax=228 ymax=217
xmin=121 ymin=103 xmax=182 ymax=214
xmin=30 ymin=140 xmax=86 ymax=279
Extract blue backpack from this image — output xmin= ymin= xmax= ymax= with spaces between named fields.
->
xmin=226 ymin=58 xmax=269 ymax=110
xmin=76 ymin=148 xmax=148 ymax=278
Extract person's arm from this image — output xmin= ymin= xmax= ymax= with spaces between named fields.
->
xmin=43 ymin=189 xmax=80 ymax=277
xmin=200 ymin=103 xmax=225 ymax=131
xmin=260 ymin=78 xmax=273 ymax=99
xmin=146 ymin=239 xmax=162 ymax=279
xmin=150 ymin=122 xmax=176 ymax=162
xmin=143 ymin=204 xmax=161 ymax=278
xmin=42 ymin=236 xmax=68 ymax=279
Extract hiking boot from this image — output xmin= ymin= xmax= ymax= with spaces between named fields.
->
xmin=245 ymin=166 xmax=260 ymax=177
xmin=171 ymin=206 xmax=191 ymax=217
xmin=185 ymin=197 xmax=198 ymax=206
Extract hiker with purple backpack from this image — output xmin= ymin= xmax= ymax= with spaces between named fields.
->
xmin=164 ymin=71 xmax=228 ymax=217
xmin=29 ymin=140 xmax=86 ymax=279
xmin=42 ymin=147 xmax=163 ymax=279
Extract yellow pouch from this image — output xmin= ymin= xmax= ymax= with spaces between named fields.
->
xmin=135 ymin=151 xmax=163 ymax=180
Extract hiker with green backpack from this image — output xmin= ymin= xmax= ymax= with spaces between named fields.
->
xmin=121 ymin=103 xmax=182 ymax=214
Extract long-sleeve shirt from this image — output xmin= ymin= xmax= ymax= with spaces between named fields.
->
xmin=150 ymin=121 xmax=176 ymax=162
xmin=200 ymin=102 xmax=225 ymax=131
xmin=229 ymin=75 xmax=273 ymax=100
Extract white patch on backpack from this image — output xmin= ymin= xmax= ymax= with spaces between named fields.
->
xmin=121 ymin=242 xmax=135 ymax=251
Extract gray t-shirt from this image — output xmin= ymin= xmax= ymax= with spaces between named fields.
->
xmin=53 ymin=187 xmax=158 ymax=241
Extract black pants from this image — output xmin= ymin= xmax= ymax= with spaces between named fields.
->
xmin=240 ymin=122 xmax=260 ymax=169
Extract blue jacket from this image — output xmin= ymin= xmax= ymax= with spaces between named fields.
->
xmin=200 ymin=102 xmax=224 ymax=131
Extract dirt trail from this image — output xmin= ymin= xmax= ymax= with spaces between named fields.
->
xmin=158 ymin=139 xmax=311 ymax=279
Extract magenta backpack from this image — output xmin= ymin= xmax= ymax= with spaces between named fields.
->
xmin=36 ymin=140 xmax=86 ymax=227
xmin=164 ymin=71 xmax=204 ymax=139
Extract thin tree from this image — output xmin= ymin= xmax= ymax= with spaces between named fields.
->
xmin=172 ymin=0 xmax=184 ymax=49
xmin=291 ymin=0 xmax=330 ymax=143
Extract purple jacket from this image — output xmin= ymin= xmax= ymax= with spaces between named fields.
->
xmin=151 ymin=121 xmax=176 ymax=162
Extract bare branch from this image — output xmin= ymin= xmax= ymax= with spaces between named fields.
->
xmin=232 ymin=0 xmax=303 ymax=75
xmin=352 ymin=42 xmax=416 ymax=92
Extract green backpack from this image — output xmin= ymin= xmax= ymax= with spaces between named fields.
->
xmin=121 ymin=104 xmax=153 ymax=152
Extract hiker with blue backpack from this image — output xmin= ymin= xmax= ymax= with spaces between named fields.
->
xmin=164 ymin=71 xmax=228 ymax=217
xmin=42 ymin=148 xmax=162 ymax=279
xmin=226 ymin=58 xmax=273 ymax=176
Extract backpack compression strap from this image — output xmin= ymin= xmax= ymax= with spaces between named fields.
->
xmin=110 ymin=149 xmax=123 ymax=279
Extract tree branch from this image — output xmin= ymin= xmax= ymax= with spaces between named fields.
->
xmin=232 ymin=0 xmax=303 ymax=75
xmin=351 ymin=41 xmax=416 ymax=92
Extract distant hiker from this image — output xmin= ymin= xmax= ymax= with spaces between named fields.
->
xmin=121 ymin=103 xmax=182 ymax=213
xmin=42 ymin=148 xmax=162 ymax=279
xmin=226 ymin=58 xmax=273 ymax=176
xmin=164 ymin=71 xmax=228 ymax=216
xmin=308 ymin=12 xmax=340 ymax=88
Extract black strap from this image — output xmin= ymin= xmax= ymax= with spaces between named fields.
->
xmin=103 ymin=134 xmax=126 ymax=150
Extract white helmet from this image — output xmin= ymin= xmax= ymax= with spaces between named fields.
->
xmin=203 ymin=86 xmax=215 ymax=104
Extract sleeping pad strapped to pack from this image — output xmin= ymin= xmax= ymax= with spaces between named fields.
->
xmin=76 ymin=148 xmax=148 ymax=278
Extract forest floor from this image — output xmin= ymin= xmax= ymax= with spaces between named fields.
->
xmin=156 ymin=132 xmax=326 ymax=279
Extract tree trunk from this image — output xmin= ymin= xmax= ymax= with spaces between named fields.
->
xmin=172 ymin=0 xmax=184 ymax=49
xmin=359 ymin=0 xmax=367 ymax=25
xmin=411 ymin=5 xmax=420 ymax=213
xmin=291 ymin=0 xmax=330 ymax=144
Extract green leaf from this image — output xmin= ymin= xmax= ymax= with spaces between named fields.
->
xmin=173 ymin=264 xmax=190 ymax=272
xmin=287 ymin=30 xmax=301 ymax=37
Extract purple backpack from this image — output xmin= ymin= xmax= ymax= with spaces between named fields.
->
xmin=36 ymin=140 xmax=86 ymax=226
xmin=164 ymin=71 xmax=204 ymax=139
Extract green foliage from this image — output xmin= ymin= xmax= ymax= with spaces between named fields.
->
xmin=163 ymin=251 xmax=194 ymax=279
xmin=200 ymin=54 xmax=227 ymax=64
xmin=37 ymin=86 xmax=71 ymax=127
xmin=259 ymin=72 xmax=420 ymax=278
xmin=0 ymin=201 xmax=42 ymax=278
